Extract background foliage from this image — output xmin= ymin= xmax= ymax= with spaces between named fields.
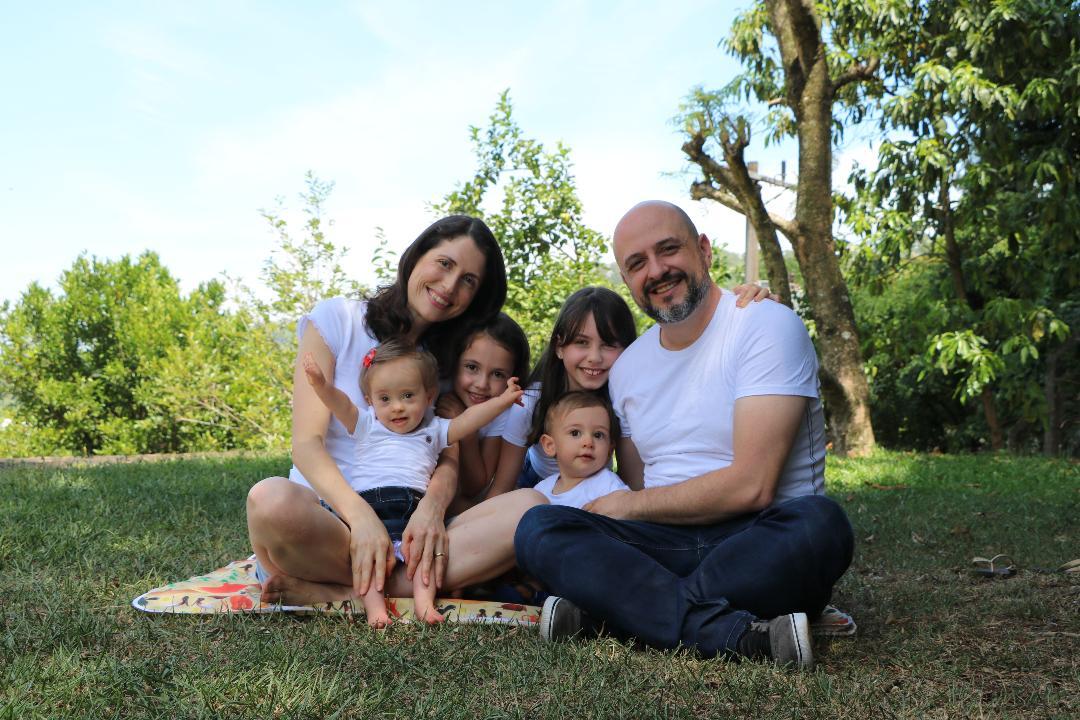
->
xmin=1 ymin=1 xmax=1077 ymax=456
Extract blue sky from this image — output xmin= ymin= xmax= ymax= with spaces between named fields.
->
xmin=1 ymin=1 xmax=868 ymax=306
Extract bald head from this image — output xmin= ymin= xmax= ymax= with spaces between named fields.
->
xmin=613 ymin=201 xmax=698 ymax=252
xmin=612 ymin=200 xmax=714 ymax=325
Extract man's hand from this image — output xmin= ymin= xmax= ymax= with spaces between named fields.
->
xmin=583 ymin=489 xmax=635 ymax=519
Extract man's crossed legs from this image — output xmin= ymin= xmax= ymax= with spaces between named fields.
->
xmin=514 ymin=494 xmax=854 ymax=661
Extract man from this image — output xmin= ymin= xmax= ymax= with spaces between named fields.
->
xmin=514 ymin=201 xmax=854 ymax=669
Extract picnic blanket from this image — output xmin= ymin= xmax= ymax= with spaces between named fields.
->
xmin=131 ymin=556 xmax=540 ymax=625
xmin=132 ymin=556 xmax=857 ymax=636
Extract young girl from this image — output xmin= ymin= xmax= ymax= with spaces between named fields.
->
xmin=303 ymin=338 xmax=523 ymax=627
xmin=436 ymin=313 xmax=531 ymax=509
xmin=493 ymin=287 xmax=639 ymax=495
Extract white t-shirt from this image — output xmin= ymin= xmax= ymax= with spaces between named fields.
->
xmin=347 ymin=407 xmax=451 ymax=493
xmin=534 ymin=468 xmax=627 ymax=508
xmin=608 ymin=293 xmax=826 ymax=504
xmin=477 ymin=407 xmax=511 ymax=440
xmin=500 ymin=383 xmax=559 ymax=479
xmin=289 ymin=297 xmax=380 ymax=493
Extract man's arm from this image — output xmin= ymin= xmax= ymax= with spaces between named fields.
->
xmin=584 ymin=395 xmax=807 ymax=523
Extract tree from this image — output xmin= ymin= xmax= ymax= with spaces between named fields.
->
xmin=434 ymin=91 xmax=621 ymax=355
xmin=679 ymin=0 xmax=880 ymax=455
xmin=0 ymin=253 xmax=231 ymax=454
xmin=843 ymin=0 xmax=1078 ymax=454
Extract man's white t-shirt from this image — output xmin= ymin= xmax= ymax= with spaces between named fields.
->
xmin=534 ymin=468 xmax=627 ymax=508
xmin=347 ymin=407 xmax=452 ymax=494
xmin=608 ymin=293 xmax=826 ymax=504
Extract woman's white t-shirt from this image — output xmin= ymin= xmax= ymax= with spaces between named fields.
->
xmin=288 ymin=297 xmax=380 ymax=493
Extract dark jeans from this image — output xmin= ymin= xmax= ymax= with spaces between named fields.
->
xmin=514 ymin=494 xmax=854 ymax=658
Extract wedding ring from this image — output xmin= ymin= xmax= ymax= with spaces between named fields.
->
xmin=434 ymin=551 xmax=446 ymax=557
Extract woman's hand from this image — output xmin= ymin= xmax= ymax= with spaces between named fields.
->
xmin=400 ymin=494 xmax=450 ymax=588
xmin=344 ymin=502 xmax=396 ymax=596
xmin=730 ymin=283 xmax=780 ymax=307
xmin=435 ymin=392 xmax=466 ymax=419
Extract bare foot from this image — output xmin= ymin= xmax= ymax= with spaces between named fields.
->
xmin=362 ymin=592 xmax=391 ymax=629
xmin=260 ymin=573 xmax=353 ymax=606
xmin=414 ymin=603 xmax=445 ymax=625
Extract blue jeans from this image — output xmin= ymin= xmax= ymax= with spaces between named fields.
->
xmin=514 ymin=494 xmax=854 ymax=658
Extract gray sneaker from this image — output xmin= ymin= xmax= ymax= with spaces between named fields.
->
xmin=743 ymin=612 xmax=814 ymax=670
xmin=539 ymin=596 xmax=593 ymax=642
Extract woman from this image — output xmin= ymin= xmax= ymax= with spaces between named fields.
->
xmin=246 ymin=215 xmax=545 ymax=610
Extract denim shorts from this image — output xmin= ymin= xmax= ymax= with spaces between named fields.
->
xmin=255 ymin=486 xmax=423 ymax=583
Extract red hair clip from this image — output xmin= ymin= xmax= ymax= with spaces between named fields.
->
xmin=362 ymin=347 xmax=377 ymax=368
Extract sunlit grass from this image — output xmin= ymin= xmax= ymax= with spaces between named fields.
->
xmin=1 ymin=451 xmax=1076 ymax=718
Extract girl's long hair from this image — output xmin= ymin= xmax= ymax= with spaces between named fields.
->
xmin=366 ymin=215 xmax=507 ymax=373
xmin=526 ymin=287 xmax=637 ymax=446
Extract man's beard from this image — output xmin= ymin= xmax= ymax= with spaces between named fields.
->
xmin=641 ymin=270 xmax=709 ymax=323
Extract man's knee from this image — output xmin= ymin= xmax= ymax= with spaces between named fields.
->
xmin=513 ymin=504 xmax=580 ymax=570
xmin=781 ymin=494 xmax=855 ymax=565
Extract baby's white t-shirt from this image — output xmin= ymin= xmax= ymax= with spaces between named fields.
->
xmin=534 ymin=468 xmax=627 ymax=508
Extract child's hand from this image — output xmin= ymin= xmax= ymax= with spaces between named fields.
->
xmin=302 ymin=352 xmax=328 ymax=390
xmin=501 ymin=377 xmax=525 ymax=407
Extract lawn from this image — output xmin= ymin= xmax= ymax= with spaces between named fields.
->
xmin=0 ymin=451 xmax=1076 ymax=719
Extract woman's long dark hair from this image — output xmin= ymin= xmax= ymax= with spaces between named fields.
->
xmin=526 ymin=287 xmax=637 ymax=446
xmin=366 ymin=215 xmax=507 ymax=373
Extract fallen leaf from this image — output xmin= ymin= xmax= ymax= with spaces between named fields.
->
xmin=912 ymin=532 xmax=925 ymax=544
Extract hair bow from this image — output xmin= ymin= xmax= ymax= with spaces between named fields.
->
xmin=362 ymin=348 xmax=377 ymax=368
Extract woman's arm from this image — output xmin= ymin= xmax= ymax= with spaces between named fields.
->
xmin=401 ymin=444 xmax=458 ymax=589
xmin=291 ymin=328 xmax=392 ymax=596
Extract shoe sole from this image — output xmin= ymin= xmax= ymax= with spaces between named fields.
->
xmin=785 ymin=612 xmax=814 ymax=670
xmin=539 ymin=595 xmax=561 ymax=642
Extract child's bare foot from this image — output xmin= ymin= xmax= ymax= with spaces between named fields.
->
xmin=260 ymin=573 xmax=352 ymax=605
xmin=415 ymin=603 xmax=445 ymax=625
xmin=362 ymin=590 xmax=391 ymax=629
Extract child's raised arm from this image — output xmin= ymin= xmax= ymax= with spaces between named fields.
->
xmin=446 ymin=377 xmax=525 ymax=445
xmin=303 ymin=352 xmax=360 ymax=434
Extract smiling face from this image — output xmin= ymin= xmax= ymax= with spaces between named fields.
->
xmin=540 ymin=405 xmax=612 ymax=480
xmin=406 ymin=235 xmax=487 ymax=334
xmin=614 ymin=202 xmax=713 ymax=324
xmin=363 ymin=358 xmax=435 ymax=434
xmin=556 ymin=313 xmax=626 ymax=391
xmin=453 ymin=333 xmax=515 ymax=407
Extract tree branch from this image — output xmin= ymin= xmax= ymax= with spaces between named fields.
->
xmin=832 ymin=56 xmax=881 ymax=92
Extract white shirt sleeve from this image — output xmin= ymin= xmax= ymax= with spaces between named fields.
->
xmin=734 ymin=303 xmax=819 ymax=399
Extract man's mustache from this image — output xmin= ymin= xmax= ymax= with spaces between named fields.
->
xmin=644 ymin=271 xmax=686 ymax=295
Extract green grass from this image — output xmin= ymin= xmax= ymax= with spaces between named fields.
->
xmin=1 ymin=452 xmax=1076 ymax=719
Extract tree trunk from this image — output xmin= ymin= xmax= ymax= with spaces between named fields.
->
xmin=938 ymin=177 xmax=1002 ymax=449
xmin=767 ymin=0 xmax=875 ymax=455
